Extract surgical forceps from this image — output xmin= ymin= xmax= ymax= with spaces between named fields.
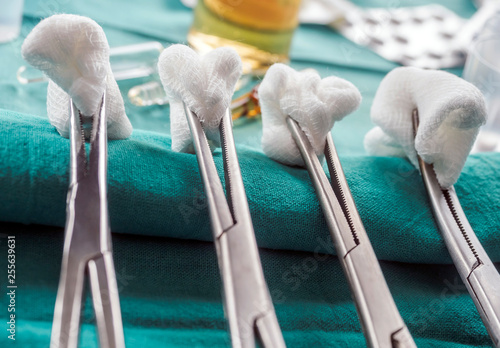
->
xmin=51 ymin=92 xmax=125 ymax=348
xmin=183 ymin=104 xmax=286 ymax=348
xmin=413 ymin=110 xmax=500 ymax=348
xmin=286 ymin=118 xmax=416 ymax=348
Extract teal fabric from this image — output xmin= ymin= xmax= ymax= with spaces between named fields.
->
xmin=0 ymin=0 xmax=499 ymax=346
xmin=1 ymin=110 xmax=500 ymax=264
xmin=0 ymin=223 xmax=495 ymax=347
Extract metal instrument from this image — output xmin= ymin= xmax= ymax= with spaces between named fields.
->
xmin=413 ymin=109 xmax=500 ymax=348
xmin=184 ymin=104 xmax=286 ymax=348
xmin=51 ymin=93 xmax=125 ymax=348
xmin=286 ymin=117 xmax=416 ymax=348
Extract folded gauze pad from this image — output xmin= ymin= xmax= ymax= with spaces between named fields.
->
xmin=259 ymin=64 xmax=362 ymax=167
xmin=364 ymin=67 xmax=487 ymax=188
xmin=158 ymin=44 xmax=242 ymax=153
xmin=21 ymin=14 xmax=132 ymax=139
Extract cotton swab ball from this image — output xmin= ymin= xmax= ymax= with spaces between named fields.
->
xmin=259 ymin=63 xmax=361 ymax=166
xmin=157 ymin=44 xmax=242 ymax=153
xmin=365 ymin=67 xmax=487 ymax=187
xmin=22 ymin=14 xmax=132 ymax=139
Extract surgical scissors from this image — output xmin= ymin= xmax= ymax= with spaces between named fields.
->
xmin=413 ymin=110 xmax=500 ymax=348
xmin=51 ymin=92 xmax=125 ymax=348
xmin=183 ymin=104 xmax=286 ymax=348
xmin=286 ymin=118 xmax=416 ymax=348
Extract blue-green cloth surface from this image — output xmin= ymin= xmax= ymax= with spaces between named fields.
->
xmin=0 ymin=223 xmax=497 ymax=347
xmin=0 ymin=0 xmax=499 ymax=346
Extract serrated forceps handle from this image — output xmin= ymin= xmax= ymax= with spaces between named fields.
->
xmin=413 ymin=109 xmax=500 ymax=347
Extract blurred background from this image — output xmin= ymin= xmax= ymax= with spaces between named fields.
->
xmin=3 ymin=0 xmax=499 ymax=153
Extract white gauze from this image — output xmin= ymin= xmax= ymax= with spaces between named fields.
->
xmin=21 ymin=14 xmax=132 ymax=139
xmin=364 ymin=67 xmax=487 ymax=188
xmin=259 ymin=64 xmax=362 ymax=167
xmin=157 ymin=44 xmax=242 ymax=153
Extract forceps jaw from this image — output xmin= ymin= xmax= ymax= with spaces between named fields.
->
xmin=285 ymin=117 xmax=356 ymax=255
xmin=183 ymin=104 xmax=234 ymax=236
xmin=67 ymin=93 xmax=111 ymax=260
xmin=412 ymin=109 xmax=500 ymax=347
xmin=183 ymin=104 xmax=285 ymax=348
xmin=286 ymin=116 xmax=415 ymax=348
xmin=219 ymin=109 xmax=254 ymax=227
xmin=51 ymin=92 xmax=125 ymax=348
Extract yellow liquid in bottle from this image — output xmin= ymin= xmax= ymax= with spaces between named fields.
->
xmin=188 ymin=0 xmax=301 ymax=76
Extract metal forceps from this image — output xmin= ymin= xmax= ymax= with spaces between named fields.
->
xmin=286 ymin=118 xmax=416 ymax=348
xmin=412 ymin=110 xmax=500 ymax=347
xmin=183 ymin=104 xmax=286 ymax=348
xmin=51 ymin=92 xmax=125 ymax=348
